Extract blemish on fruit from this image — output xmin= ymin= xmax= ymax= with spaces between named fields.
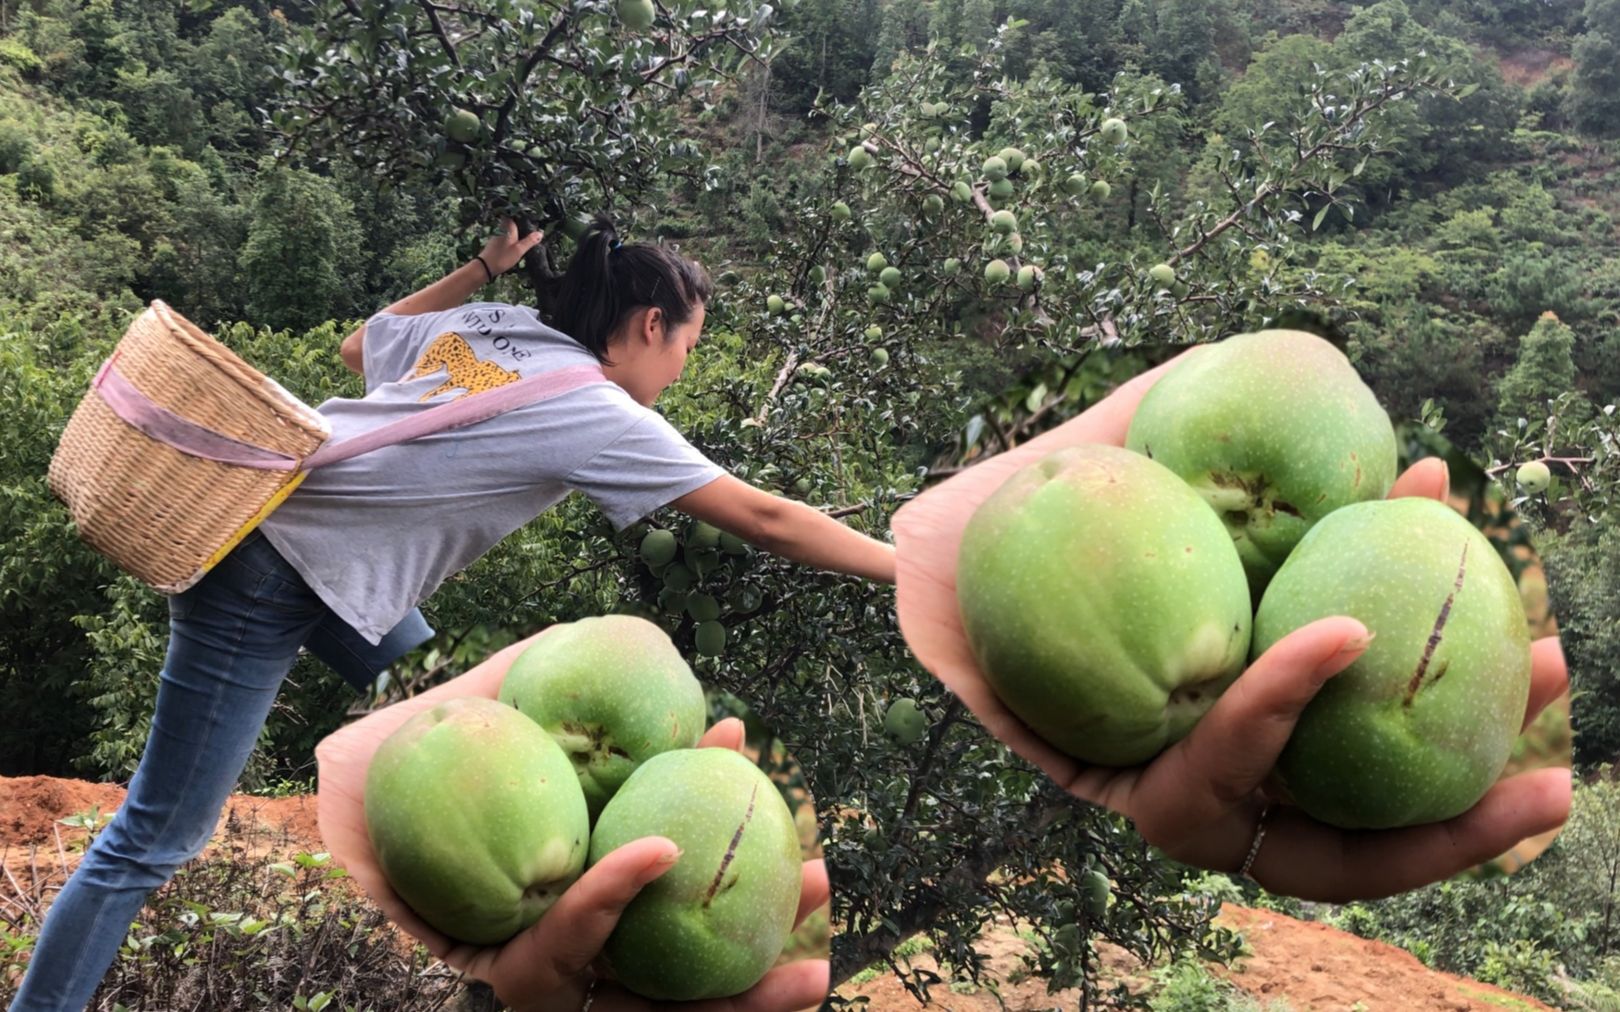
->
xmin=1405 ymin=542 xmax=1469 ymax=707
xmin=704 ymin=783 xmax=758 ymax=907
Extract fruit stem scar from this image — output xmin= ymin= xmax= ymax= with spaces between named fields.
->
xmin=704 ymin=783 xmax=758 ymax=907
xmin=1406 ymin=542 xmax=1468 ymax=706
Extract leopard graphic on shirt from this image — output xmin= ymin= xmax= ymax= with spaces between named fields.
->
xmin=411 ymin=331 xmax=521 ymax=402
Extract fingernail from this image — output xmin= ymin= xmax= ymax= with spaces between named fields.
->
xmin=1315 ymin=630 xmax=1374 ymax=680
xmin=1339 ymin=630 xmax=1375 ymax=655
xmin=637 ymin=849 xmax=681 ymax=886
xmin=1440 ymin=460 xmax=1452 ymax=502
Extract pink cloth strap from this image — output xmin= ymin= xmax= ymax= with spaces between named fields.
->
xmin=92 ymin=353 xmax=607 ymax=472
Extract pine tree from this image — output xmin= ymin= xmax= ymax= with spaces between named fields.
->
xmin=1495 ymin=312 xmax=1591 ymax=428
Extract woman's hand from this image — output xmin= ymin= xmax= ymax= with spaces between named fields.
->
xmin=479 ymin=218 xmax=547 ymax=277
xmin=447 ymin=716 xmax=830 ymax=1012
xmin=315 ymin=635 xmax=830 ymax=1010
xmin=891 ymin=346 xmax=1573 ymax=902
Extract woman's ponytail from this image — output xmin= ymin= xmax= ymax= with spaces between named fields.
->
xmin=548 ymin=212 xmax=713 ymax=362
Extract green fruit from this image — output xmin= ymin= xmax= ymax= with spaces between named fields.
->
xmin=924 ymin=136 xmax=942 ymax=153
xmin=658 ymin=588 xmax=688 ymax=614
xmin=883 ymin=697 xmax=928 ymax=744
xmin=1016 ymin=264 xmax=1041 ymax=291
xmin=989 ymin=178 xmax=1015 ymax=200
xmin=848 ymin=145 xmax=873 ymax=170
xmin=879 ymin=266 xmax=902 ymax=289
xmin=694 ymin=620 xmax=727 ymax=656
xmin=866 ymin=252 xmax=888 ymax=273
xmin=808 ymin=265 xmax=826 ymax=285
xmin=687 ymin=593 xmax=721 ymax=622
xmin=865 ymin=324 xmax=883 ymax=340
xmin=617 ymin=0 xmax=656 ymax=29
xmin=500 ymin=616 xmax=705 ymax=820
xmin=728 ymin=585 xmax=763 ymax=613
xmin=942 ymin=257 xmax=962 ymax=276
xmin=982 ymin=155 xmax=1008 ymax=181
xmin=1516 ymin=461 xmax=1551 ymax=493
xmin=990 ymin=209 xmax=1018 ymax=234
xmin=1148 ymin=262 xmax=1176 ymax=286
xmin=590 ymin=749 xmax=802 ymax=1000
xmin=1020 ymin=157 xmax=1042 ymax=177
xmin=1090 ymin=179 xmax=1111 ymax=200
xmin=1253 ymin=498 xmax=1532 ymax=829
xmin=766 ymin=294 xmax=786 ymax=315
xmin=662 ymin=563 xmax=694 ymax=594
xmin=997 ymin=147 xmax=1025 ymax=173
xmin=984 ymin=258 xmax=1011 ymax=284
xmin=831 ymin=201 xmax=851 ymax=222
xmin=719 ymin=532 xmax=749 ymax=556
xmin=871 ymin=347 xmax=890 ymax=366
xmin=868 ymin=283 xmax=890 ymax=305
xmin=688 ymin=522 xmax=722 ymax=551
xmin=956 ymin=444 xmax=1253 ymax=765
xmin=445 ymin=108 xmax=482 ymax=144
xmin=1064 ymin=173 xmax=1088 ymax=196
xmin=365 ymin=697 xmax=589 ymax=944
xmin=924 ymin=193 xmax=945 ymax=215
xmin=1124 ymin=329 xmax=1398 ymax=597
xmin=640 ymin=529 xmax=678 ymax=567
xmin=686 ymin=546 xmax=721 ymax=578
xmin=1006 ymin=232 xmax=1024 ymax=255
xmin=952 ymin=180 xmax=975 ymax=203
xmin=1081 ymin=869 xmax=1110 ymax=919
xmin=793 ymin=477 xmax=812 ymax=495
xmin=1100 ymin=116 xmax=1128 ymax=145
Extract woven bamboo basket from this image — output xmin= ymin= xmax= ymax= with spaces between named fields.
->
xmin=48 ymin=301 xmax=332 ymax=593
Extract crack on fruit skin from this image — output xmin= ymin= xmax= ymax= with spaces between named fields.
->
xmin=1273 ymin=500 xmax=1301 ymax=518
xmin=705 ymin=783 xmax=758 ymax=908
xmin=1405 ymin=542 xmax=1469 ymax=707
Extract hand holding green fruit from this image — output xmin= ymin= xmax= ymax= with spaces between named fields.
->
xmin=893 ymin=346 xmax=1572 ymax=901
xmin=315 ymin=634 xmax=829 ymax=1011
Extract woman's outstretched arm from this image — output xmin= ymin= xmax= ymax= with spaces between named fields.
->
xmin=672 ymin=475 xmax=896 ymax=584
xmin=340 ymin=221 xmax=545 ymax=374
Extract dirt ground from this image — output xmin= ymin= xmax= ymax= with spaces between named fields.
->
xmin=837 ymin=904 xmax=1556 ymax=1011
xmin=0 ymin=774 xmax=1557 ymax=1012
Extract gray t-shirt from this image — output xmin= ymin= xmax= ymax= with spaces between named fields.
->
xmin=259 ymin=302 xmax=724 ymax=645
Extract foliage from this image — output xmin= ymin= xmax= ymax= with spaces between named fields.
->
xmin=4 ymin=0 xmax=1620 ymax=1004
xmin=1314 ymin=768 xmax=1620 ymax=1007
xmin=268 ymin=0 xmax=782 ymax=315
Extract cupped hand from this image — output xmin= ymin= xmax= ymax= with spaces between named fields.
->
xmin=891 ymin=345 xmax=1573 ymax=901
xmin=315 ymin=633 xmax=830 ymax=1011
xmin=479 ymin=217 xmax=546 ymax=276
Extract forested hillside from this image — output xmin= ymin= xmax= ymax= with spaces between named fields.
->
xmin=2 ymin=0 xmax=1618 ymax=1007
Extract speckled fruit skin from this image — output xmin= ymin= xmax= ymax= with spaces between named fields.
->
xmin=956 ymin=444 xmax=1253 ymax=766
xmin=498 ymin=615 xmax=705 ymax=820
xmin=1124 ymin=330 xmax=1398 ymax=598
xmin=364 ymin=697 xmax=590 ymax=945
xmin=1254 ymin=498 xmax=1532 ymax=829
xmin=590 ymin=748 xmax=803 ymax=1001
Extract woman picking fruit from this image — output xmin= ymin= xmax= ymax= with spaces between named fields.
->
xmin=14 ymin=214 xmax=891 ymax=1010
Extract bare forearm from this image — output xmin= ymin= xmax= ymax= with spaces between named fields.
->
xmin=766 ymin=501 xmax=896 ymax=584
xmin=380 ymin=259 xmax=491 ymax=317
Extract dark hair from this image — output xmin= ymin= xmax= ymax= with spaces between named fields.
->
xmin=549 ymin=212 xmax=714 ymax=363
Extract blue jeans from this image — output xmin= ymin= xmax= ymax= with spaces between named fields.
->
xmin=10 ymin=530 xmax=433 ymax=1010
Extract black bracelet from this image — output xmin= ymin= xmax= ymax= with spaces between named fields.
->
xmin=474 ymin=254 xmax=496 ymax=283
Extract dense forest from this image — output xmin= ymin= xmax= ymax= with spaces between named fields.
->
xmin=2 ymin=0 xmax=1619 ymax=1007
